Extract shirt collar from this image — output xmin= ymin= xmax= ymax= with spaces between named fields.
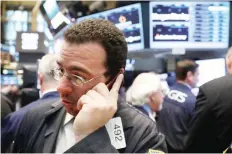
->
xmin=143 ymin=104 xmax=153 ymax=114
xmin=177 ymin=81 xmax=192 ymax=90
xmin=63 ymin=112 xmax=74 ymax=126
xmin=143 ymin=104 xmax=155 ymax=121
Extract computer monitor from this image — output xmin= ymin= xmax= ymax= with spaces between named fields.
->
xmin=1 ymin=68 xmax=23 ymax=86
xmin=40 ymin=0 xmax=71 ymax=36
xmin=1 ymin=75 xmax=22 ymax=86
xmin=149 ymin=2 xmax=230 ymax=49
xmin=77 ymin=3 xmax=144 ymax=52
xmin=196 ymin=58 xmax=226 ymax=87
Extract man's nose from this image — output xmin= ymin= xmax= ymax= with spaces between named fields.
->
xmin=57 ymin=76 xmax=73 ymax=95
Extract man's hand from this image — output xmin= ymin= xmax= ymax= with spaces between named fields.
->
xmin=73 ymin=74 xmax=124 ymax=142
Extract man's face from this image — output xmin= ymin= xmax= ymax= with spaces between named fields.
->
xmin=149 ymin=90 xmax=164 ymax=112
xmin=226 ymin=58 xmax=232 ymax=75
xmin=190 ymin=68 xmax=199 ymax=88
xmin=57 ymin=41 xmax=108 ymax=116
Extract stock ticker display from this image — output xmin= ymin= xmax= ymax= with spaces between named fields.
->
xmin=150 ymin=2 xmax=230 ymax=49
xmin=77 ymin=3 xmax=144 ymax=51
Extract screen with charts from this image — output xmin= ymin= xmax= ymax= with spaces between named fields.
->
xmin=196 ymin=58 xmax=226 ymax=87
xmin=150 ymin=2 xmax=230 ymax=49
xmin=77 ymin=3 xmax=144 ymax=52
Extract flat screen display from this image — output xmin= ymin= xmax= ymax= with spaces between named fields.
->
xmin=1 ymin=75 xmax=23 ymax=86
xmin=40 ymin=0 xmax=71 ymax=36
xmin=77 ymin=3 xmax=144 ymax=52
xmin=16 ymin=32 xmax=46 ymax=52
xmin=150 ymin=2 xmax=230 ymax=49
xmin=196 ymin=58 xmax=226 ymax=87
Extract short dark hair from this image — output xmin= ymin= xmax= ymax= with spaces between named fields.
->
xmin=64 ymin=19 xmax=128 ymax=77
xmin=175 ymin=60 xmax=199 ymax=80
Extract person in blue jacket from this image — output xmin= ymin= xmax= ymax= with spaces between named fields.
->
xmin=158 ymin=59 xmax=199 ymax=152
xmin=1 ymin=54 xmax=60 ymax=152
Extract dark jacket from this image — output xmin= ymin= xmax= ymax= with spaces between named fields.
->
xmin=158 ymin=82 xmax=196 ymax=152
xmin=13 ymin=101 xmax=167 ymax=153
xmin=1 ymin=91 xmax=60 ymax=152
xmin=1 ymin=93 xmax=14 ymax=122
xmin=184 ymin=75 xmax=232 ymax=153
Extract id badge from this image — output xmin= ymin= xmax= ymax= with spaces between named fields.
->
xmin=105 ymin=117 xmax=126 ymax=149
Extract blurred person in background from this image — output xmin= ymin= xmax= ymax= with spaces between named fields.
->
xmin=1 ymin=85 xmax=20 ymax=106
xmin=226 ymin=46 xmax=232 ymax=75
xmin=126 ymin=72 xmax=165 ymax=121
xmin=1 ymin=54 xmax=60 ymax=153
xmin=158 ymin=60 xmax=199 ymax=152
xmin=184 ymin=75 xmax=232 ymax=153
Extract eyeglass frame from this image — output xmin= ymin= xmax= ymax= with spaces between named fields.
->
xmin=50 ymin=68 xmax=107 ymax=87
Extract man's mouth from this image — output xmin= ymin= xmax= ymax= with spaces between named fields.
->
xmin=62 ymin=100 xmax=73 ymax=106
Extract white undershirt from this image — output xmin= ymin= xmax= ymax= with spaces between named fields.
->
xmin=55 ymin=113 xmax=76 ymax=153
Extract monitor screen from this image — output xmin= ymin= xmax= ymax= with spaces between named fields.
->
xmin=77 ymin=3 xmax=144 ymax=52
xmin=40 ymin=0 xmax=71 ymax=36
xmin=43 ymin=0 xmax=59 ymax=20
xmin=16 ymin=32 xmax=46 ymax=52
xmin=149 ymin=2 xmax=230 ymax=49
xmin=1 ymin=68 xmax=23 ymax=86
xmin=196 ymin=58 xmax=226 ymax=87
xmin=1 ymin=75 xmax=23 ymax=86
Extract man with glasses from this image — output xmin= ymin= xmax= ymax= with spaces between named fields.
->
xmin=13 ymin=19 xmax=167 ymax=153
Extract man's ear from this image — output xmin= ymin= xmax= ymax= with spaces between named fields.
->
xmin=186 ymin=71 xmax=193 ymax=80
xmin=187 ymin=71 xmax=192 ymax=78
xmin=106 ymin=68 xmax=124 ymax=90
xmin=38 ymin=73 xmax=43 ymax=86
xmin=227 ymin=61 xmax=232 ymax=71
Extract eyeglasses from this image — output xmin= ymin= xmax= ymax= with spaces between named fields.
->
xmin=50 ymin=68 xmax=104 ymax=87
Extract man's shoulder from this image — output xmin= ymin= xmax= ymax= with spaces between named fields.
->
xmin=116 ymin=102 xmax=156 ymax=129
xmin=115 ymin=103 xmax=166 ymax=152
xmin=200 ymin=75 xmax=232 ymax=102
xmin=6 ymin=97 xmax=59 ymax=122
xmin=202 ymin=75 xmax=232 ymax=90
xmin=23 ymin=98 xmax=61 ymax=120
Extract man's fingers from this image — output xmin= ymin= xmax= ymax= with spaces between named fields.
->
xmin=92 ymin=83 xmax=109 ymax=97
xmin=77 ymin=95 xmax=92 ymax=110
xmin=86 ymin=90 xmax=102 ymax=100
xmin=109 ymin=74 xmax=124 ymax=98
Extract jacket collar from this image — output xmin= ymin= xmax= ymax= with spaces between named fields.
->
xmin=42 ymin=100 xmax=134 ymax=153
xmin=43 ymin=101 xmax=66 ymax=153
xmin=41 ymin=91 xmax=60 ymax=100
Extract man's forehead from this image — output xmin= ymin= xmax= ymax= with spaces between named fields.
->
xmin=60 ymin=43 xmax=78 ymax=53
xmin=57 ymin=59 xmax=93 ymax=76
xmin=61 ymin=41 xmax=106 ymax=52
